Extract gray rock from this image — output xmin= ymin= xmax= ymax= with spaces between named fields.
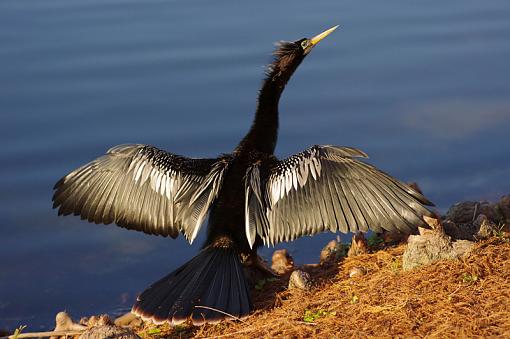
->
xmin=403 ymin=228 xmax=474 ymax=271
xmin=446 ymin=201 xmax=500 ymax=224
xmin=79 ymin=325 xmax=140 ymax=339
xmin=442 ymin=214 xmax=499 ymax=241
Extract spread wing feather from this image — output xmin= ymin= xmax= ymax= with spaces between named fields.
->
xmin=53 ymin=144 xmax=229 ymax=243
xmin=245 ymin=145 xmax=434 ymax=247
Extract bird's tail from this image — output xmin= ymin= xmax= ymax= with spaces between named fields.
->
xmin=132 ymin=242 xmax=252 ymax=326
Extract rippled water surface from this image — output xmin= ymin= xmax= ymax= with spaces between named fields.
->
xmin=1 ymin=0 xmax=510 ymax=330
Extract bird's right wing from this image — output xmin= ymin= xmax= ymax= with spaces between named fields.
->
xmin=244 ymin=145 xmax=434 ymax=247
xmin=53 ymin=144 xmax=229 ymax=243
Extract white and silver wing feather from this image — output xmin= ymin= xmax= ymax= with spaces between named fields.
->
xmin=53 ymin=144 xmax=229 ymax=243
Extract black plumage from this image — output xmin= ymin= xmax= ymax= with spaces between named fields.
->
xmin=52 ymin=26 xmax=434 ymax=325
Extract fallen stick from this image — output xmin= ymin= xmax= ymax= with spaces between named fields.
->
xmin=0 ymin=329 xmax=85 ymax=339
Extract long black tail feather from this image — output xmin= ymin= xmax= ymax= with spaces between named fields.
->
xmin=132 ymin=245 xmax=252 ymax=325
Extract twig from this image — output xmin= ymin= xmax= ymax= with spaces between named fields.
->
xmin=0 ymin=329 xmax=85 ymax=339
xmin=448 ymin=283 xmax=463 ymax=298
xmin=473 ymin=202 xmax=479 ymax=222
xmin=194 ymin=306 xmax=246 ymax=323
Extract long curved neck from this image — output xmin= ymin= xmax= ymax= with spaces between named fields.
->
xmin=237 ymin=49 xmax=303 ymax=155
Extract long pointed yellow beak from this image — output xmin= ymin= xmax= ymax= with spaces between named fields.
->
xmin=310 ymin=25 xmax=339 ymax=46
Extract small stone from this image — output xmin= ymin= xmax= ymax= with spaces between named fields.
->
xmin=97 ymin=314 xmax=113 ymax=326
xmin=320 ymin=240 xmax=338 ymax=263
xmin=347 ymin=233 xmax=369 ymax=257
xmin=288 ymin=270 xmax=312 ymax=290
xmin=114 ymin=312 xmax=141 ymax=327
xmin=349 ymin=267 xmax=367 ymax=278
xmin=474 ymin=214 xmax=496 ymax=240
xmin=271 ymin=249 xmax=294 ymax=275
xmin=79 ymin=317 xmax=89 ymax=326
xmin=87 ymin=316 xmax=99 ymax=327
xmin=320 ymin=239 xmax=348 ymax=263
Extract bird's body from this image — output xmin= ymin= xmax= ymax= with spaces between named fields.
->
xmin=53 ymin=26 xmax=434 ymax=325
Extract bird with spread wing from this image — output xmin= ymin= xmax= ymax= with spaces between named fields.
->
xmin=53 ymin=26 xmax=433 ymax=325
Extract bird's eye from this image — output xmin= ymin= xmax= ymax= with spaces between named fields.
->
xmin=300 ymin=40 xmax=309 ymax=49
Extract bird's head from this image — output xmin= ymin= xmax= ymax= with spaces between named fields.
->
xmin=269 ymin=25 xmax=339 ymax=80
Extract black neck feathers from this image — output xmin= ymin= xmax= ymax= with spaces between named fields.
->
xmin=237 ymin=41 xmax=305 ymax=155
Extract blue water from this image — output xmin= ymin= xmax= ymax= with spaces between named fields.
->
xmin=1 ymin=0 xmax=510 ymax=331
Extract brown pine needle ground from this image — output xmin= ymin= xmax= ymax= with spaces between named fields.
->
xmin=138 ymin=237 xmax=510 ymax=338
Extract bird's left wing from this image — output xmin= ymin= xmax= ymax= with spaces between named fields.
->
xmin=244 ymin=145 xmax=434 ymax=247
xmin=53 ymin=144 xmax=229 ymax=243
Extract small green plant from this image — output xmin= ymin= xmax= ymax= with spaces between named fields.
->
xmin=367 ymin=234 xmax=383 ymax=247
xmin=461 ymin=272 xmax=478 ymax=284
xmin=255 ymin=277 xmax=278 ymax=290
xmin=303 ymin=309 xmax=336 ymax=323
xmin=390 ymin=258 xmax=402 ymax=274
xmin=147 ymin=327 xmax=162 ymax=335
xmin=12 ymin=325 xmax=27 ymax=339
xmin=350 ymin=295 xmax=359 ymax=304
xmin=174 ymin=324 xmax=187 ymax=333
xmin=492 ymin=222 xmax=507 ymax=238
xmin=337 ymin=243 xmax=350 ymax=259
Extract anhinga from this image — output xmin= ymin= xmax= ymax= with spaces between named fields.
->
xmin=53 ymin=26 xmax=433 ymax=325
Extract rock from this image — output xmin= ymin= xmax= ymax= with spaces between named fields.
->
xmin=423 ymin=215 xmax=443 ymax=232
xmin=446 ymin=201 xmax=499 ymax=224
xmin=499 ymin=195 xmax=510 ymax=222
xmin=271 ymin=249 xmax=294 ymax=275
xmin=320 ymin=239 xmax=348 ymax=263
xmin=347 ymin=233 xmax=369 ymax=257
xmin=452 ymin=240 xmax=476 ymax=257
xmin=348 ymin=267 xmax=367 ymax=278
xmin=87 ymin=316 xmax=99 ymax=328
xmin=403 ymin=218 xmax=475 ymax=271
xmin=50 ymin=311 xmax=139 ymax=339
xmin=442 ymin=214 xmax=499 ymax=241
xmin=442 ymin=219 xmax=466 ymax=240
xmin=97 ymin=315 xmax=113 ymax=326
xmin=288 ymin=270 xmax=312 ymax=290
xmin=79 ymin=325 xmax=140 ymax=339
